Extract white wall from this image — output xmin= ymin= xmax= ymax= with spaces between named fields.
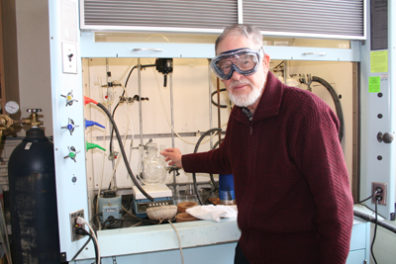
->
xmin=13 ymin=0 xmax=52 ymax=134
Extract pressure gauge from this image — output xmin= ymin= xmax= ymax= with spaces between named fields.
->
xmin=5 ymin=101 xmax=20 ymax=114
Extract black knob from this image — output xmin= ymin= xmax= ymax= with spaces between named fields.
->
xmin=377 ymin=132 xmax=394 ymax=143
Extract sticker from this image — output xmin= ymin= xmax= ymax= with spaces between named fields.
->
xmin=368 ymin=76 xmax=381 ymax=93
xmin=24 ymin=142 xmax=32 ymax=150
xmin=370 ymin=50 xmax=388 ymax=73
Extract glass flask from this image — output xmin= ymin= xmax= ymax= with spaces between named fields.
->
xmin=141 ymin=142 xmax=167 ymax=184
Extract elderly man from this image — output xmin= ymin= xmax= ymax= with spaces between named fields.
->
xmin=161 ymin=24 xmax=353 ymax=264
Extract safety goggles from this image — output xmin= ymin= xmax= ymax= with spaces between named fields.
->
xmin=210 ymin=47 xmax=264 ymax=80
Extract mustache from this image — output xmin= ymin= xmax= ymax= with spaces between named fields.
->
xmin=229 ymin=80 xmax=252 ymax=89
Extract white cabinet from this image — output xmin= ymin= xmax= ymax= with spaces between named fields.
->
xmin=71 ymin=218 xmax=370 ymax=264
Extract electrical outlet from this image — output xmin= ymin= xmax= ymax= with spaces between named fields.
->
xmin=372 ymin=182 xmax=387 ymax=205
xmin=70 ymin=209 xmax=85 ymax=241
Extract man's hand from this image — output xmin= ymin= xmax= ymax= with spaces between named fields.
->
xmin=160 ymin=148 xmax=183 ymax=168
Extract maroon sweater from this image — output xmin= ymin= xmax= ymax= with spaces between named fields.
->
xmin=182 ymin=72 xmax=354 ymax=264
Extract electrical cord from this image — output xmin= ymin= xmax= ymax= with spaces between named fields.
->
xmin=76 ymin=217 xmax=101 ymax=264
xmin=168 ymin=220 xmax=184 ymax=264
xmin=70 ymin=233 xmax=92 ymax=261
xmin=354 ymin=205 xmax=396 ymax=233
xmin=356 ymin=196 xmax=380 ymax=264
xmin=358 ymin=193 xmax=375 ymax=204
xmin=102 ymin=216 xmax=123 ymax=229
xmin=354 ymin=189 xmax=388 ymax=264
xmin=371 ymin=199 xmax=378 ymax=264
xmin=82 ymin=229 xmax=99 ymax=264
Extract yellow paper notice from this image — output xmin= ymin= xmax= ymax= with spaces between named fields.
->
xmin=370 ymin=50 xmax=388 ymax=73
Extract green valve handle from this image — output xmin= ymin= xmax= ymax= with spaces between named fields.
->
xmin=86 ymin=142 xmax=106 ymax=152
xmin=64 ymin=146 xmax=79 ymax=162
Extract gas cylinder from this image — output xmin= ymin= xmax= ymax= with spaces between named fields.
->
xmin=8 ymin=109 xmax=60 ymax=263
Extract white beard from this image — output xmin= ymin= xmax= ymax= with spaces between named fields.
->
xmin=228 ymin=80 xmax=264 ymax=107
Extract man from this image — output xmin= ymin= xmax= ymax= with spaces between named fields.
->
xmin=161 ymin=24 xmax=354 ymax=264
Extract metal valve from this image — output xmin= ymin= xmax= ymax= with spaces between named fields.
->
xmin=22 ymin=108 xmax=43 ymax=127
xmin=0 ymin=114 xmax=14 ymax=139
xmin=377 ymin=132 xmax=394 ymax=144
xmin=61 ymin=91 xmax=78 ymax=106
xmin=61 ymin=118 xmax=79 ymax=135
xmin=64 ymin=146 xmax=80 ymax=162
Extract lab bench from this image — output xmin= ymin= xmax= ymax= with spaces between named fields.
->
xmin=71 ymin=218 xmax=370 ymax=264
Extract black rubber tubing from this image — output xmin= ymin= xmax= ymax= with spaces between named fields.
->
xmin=192 ymin=128 xmax=223 ymax=205
xmin=97 ymin=103 xmax=153 ymax=201
xmin=211 ymin=88 xmax=228 ymax=108
xmin=311 ymin=76 xmax=344 ymax=142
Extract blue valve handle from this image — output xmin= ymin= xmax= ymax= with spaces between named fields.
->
xmin=85 ymin=119 xmax=105 ymax=129
xmin=61 ymin=118 xmax=79 ymax=135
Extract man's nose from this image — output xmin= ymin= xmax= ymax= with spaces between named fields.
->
xmin=230 ymin=69 xmax=243 ymax=80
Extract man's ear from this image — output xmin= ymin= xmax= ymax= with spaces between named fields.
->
xmin=263 ymin=53 xmax=271 ymax=68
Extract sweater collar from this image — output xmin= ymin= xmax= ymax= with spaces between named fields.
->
xmin=232 ymin=71 xmax=284 ymax=123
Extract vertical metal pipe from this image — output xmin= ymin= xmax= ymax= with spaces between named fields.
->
xmin=216 ymin=78 xmax=222 ymax=144
xmin=208 ymin=60 xmax=214 ymax=148
xmin=106 ymin=58 xmax=117 ymax=189
xmin=138 ymin=59 xmax=143 ymax=146
xmin=284 ymin=60 xmax=288 ymax=84
xmin=170 ymin=74 xmax=175 ymax=148
xmin=169 ymin=73 xmax=177 ymax=193
xmin=388 ymin=0 xmax=396 ymax=216
xmin=137 ymin=60 xmax=145 ymax=187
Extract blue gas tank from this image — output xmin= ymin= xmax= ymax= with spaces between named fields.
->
xmin=8 ymin=127 xmax=60 ymax=263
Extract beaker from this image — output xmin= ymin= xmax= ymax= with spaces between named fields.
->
xmin=141 ymin=142 xmax=167 ymax=184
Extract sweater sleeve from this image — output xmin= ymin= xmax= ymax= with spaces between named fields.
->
xmin=182 ymin=141 xmax=232 ymax=174
xmin=292 ymin=99 xmax=354 ymax=264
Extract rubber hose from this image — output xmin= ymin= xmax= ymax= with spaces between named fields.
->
xmin=208 ymin=140 xmax=222 ymax=189
xmin=109 ymin=64 xmax=155 ymax=162
xmin=211 ymin=88 xmax=228 ymax=108
xmin=194 ymin=134 xmax=222 ymax=192
xmin=192 ymin=128 xmax=222 ymax=204
xmin=311 ymin=76 xmax=344 ymax=142
xmin=109 ymin=65 xmax=138 ymax=161
xmin=97 ymin=103 xmax=153 ymax=201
